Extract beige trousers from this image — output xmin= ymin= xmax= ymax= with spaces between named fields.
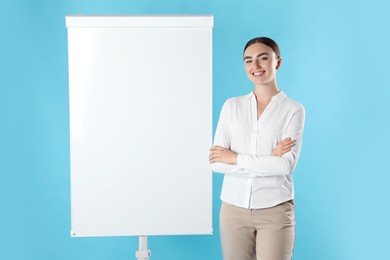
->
xmin=220 ymin=201 xmax=295 ymax=260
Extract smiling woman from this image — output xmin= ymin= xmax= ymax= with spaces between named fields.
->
xmin=209 ymin=37 xmax=305 ymax=260
xmin=243 ymin=38 xmax=282 ymax=92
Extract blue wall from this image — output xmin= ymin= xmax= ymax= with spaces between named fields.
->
xmin=1 ymin=0 xmax=389 ymax=259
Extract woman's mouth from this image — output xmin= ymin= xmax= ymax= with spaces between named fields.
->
xmin=252 ymin=71 xmax=265 ymax=77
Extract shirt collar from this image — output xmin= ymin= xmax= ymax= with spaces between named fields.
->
xmin=246 ymin=90 xmax=287 ymax=103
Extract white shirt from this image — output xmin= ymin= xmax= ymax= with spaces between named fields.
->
xmin=211 ymin=91 xmax=305 ymax=209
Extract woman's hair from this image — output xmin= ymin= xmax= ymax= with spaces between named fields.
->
xmin=243 ymin=37 xmax=281 ymax=59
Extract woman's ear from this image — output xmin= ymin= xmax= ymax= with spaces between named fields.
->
xmin=276 ymin=57 xmax=282 ymax=70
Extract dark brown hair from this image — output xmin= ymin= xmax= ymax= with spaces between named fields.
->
xmin=243 ymin=37 xmax=281 ymax=59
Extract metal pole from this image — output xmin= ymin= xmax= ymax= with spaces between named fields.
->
xmin=135 ymin=236 xmax=151 ymax=260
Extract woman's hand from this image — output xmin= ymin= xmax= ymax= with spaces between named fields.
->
xmin=272 ymin=137 xmax=295 ymax=157
xmin=209 ymin=146 xmax=238 ymax=164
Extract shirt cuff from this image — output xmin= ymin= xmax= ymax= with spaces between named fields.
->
xmin=237 ymin=154 xmax=249 ymax=170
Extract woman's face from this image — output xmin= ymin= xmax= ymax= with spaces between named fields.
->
xmin=243 ymin=43 xmax=281 ymax=86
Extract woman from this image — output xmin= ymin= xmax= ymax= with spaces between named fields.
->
xmin=209 ymin=37 xmax=305 ymax=260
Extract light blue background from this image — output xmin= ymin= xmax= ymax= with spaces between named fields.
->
xmin=1 ymin=0 xmax=389 ymax=259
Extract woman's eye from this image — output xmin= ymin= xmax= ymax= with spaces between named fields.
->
xmin=246 ymin=60 xmax=252 ymax=64
xmin=261 ymin=57 xmax=268 ymax=61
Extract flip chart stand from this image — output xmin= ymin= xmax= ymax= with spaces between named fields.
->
xmin=135 ymin=236 xmax=151 ymax=260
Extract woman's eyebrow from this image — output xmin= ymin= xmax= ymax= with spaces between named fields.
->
xmin=243 ymin=52 xmax=270 ymax=60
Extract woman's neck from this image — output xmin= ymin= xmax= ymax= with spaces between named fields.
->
xmin=253 ymin=83 xmax=280 ymax=104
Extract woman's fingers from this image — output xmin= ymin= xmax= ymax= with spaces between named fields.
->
xmin=209 ymin=146 xmax=222 ymax=162
xmin=280 ymin=140 xmax=295 ymax=154
xmin=280 ymin=138 xmax=295 ymax=146
xmin=279 ymin=140 xmax=295 ymax=151
xmin=209 ymin=146 xmax=225 ymax=160
xmin=272 ymin=137 xmax=296 ymax=157
xmin=279 ymin=137 xmax=294 ymax=145
xmin=283 ymin=141 xmax=295 ymax=149
xmin=209 ymin=146 xmax=238 ymax=164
